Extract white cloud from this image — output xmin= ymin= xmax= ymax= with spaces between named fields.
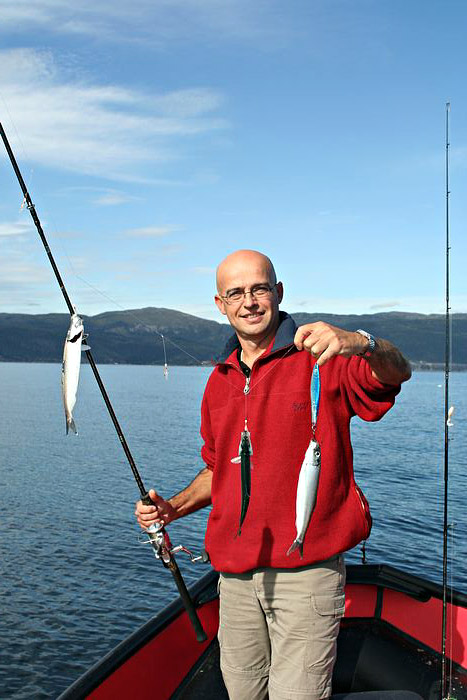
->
xmin=0 ymin=220 xmax=34 ymax=237
xmin=286 ymin=295 xmax=457 ymax=316
xmin=0 ymin=48 xmax=228 ymax=182
xmin=55 ymin=186 xmax=142 ymax=206
xmin=0 ymin=260 xmax=52 ymax=288
xmin=94 ymin=191 xmax=139 ymax=206
xmin=123 ymin=225 xmax=178 ymax=238
xmin=370 ymin=301 xmax=401 ymax=310
xmin=0 ymin=0 xmax=284 ymax=45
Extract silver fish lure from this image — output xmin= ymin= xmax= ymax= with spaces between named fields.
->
xmin=61 ymin=313 xmax=87 ymax=435
xmin=287 ymin=438 xmax=321 ymax=558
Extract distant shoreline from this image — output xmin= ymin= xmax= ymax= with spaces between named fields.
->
xmin=410 ymin=362 xmax=467 ymax=372
xmin=0 ymin=359 xmax=466 ymax=371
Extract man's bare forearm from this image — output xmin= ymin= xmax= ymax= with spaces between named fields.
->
xmin=367 ymin=338 xmax=412 ymax=385
xmin=168 ymin=467 xmax=213 ymax=520
xmin=294 ymin=322 xmax=411 ymax=386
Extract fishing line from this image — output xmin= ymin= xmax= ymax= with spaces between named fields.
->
xmin=0 ymin=95 xmax=30 ymax=166
xmin=11 ymin=146 xmax=301 ymax=397
xmin=8 ymin=133 xmax=299 ymax=407
xmin=70 ymin=269 xmax=300 ymax=401
xmin=0 ymin=96 xmax=36 ymax=210
xmin=66 ymin=272 xmax=180 ymax=369
xmin=0 ymin=120 xmax=208 ymax=644
xmin=441 ymin=100 xmax=453 ymax=700
xmin=0 ymin=98 xmax=184 ymax=374
xmin=39 ymin=227 xmax=209 ymax=371
xmin=239 ymin=343 xmax=301 ymax=471
xmin=72 ymin=274 xmax=204 ymax=366
xmin=18 ymin=201 xmax=205 ymax=372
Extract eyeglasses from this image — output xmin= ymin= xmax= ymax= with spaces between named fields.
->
xmin=219 ymin=283 xmax=277 ymax=304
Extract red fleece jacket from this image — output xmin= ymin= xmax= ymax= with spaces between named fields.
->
xmin=201 ymin=313 xmax=400 ymax=573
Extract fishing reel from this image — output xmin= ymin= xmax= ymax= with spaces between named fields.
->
xmin=144 ymin=522 xmax=210 ymax=565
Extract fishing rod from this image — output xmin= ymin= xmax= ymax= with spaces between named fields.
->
xmin=440 ymin=101 xmax=453 ymax=700
xmin=0 ymin=121 xmax=207 ymax=643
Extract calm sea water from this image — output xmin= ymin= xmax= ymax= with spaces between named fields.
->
xmin=0 ymin=363 xmax=465 ymax=699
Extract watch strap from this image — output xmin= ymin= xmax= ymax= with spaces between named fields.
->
xmin=355 ymin=329 xmax=376 ymax=357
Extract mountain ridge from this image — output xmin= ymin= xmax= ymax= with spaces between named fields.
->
xmin=0 ymin=308 xmax=465 ymax=367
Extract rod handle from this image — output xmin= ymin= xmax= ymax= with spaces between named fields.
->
xmin=142 ymin=493 xmax=208 ymax=643
xmin=168 ymin=559 xmax=208 ymax=643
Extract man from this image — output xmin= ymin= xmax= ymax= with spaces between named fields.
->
xmin=136 ymin=249 xmax=411 ymax=700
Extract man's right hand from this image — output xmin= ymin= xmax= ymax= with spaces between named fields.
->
xmin=135 ymin=489 xmax=178 ymax=530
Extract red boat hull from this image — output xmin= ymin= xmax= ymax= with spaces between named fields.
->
xmin=59 ymin=565 xmax=467 ymax=700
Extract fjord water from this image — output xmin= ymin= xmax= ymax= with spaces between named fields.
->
xmin=0 ymin=363 xmax=466 ymax=699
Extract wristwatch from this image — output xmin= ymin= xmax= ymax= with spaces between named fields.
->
xmin=355 ymin=329 xmax=376 ymax=358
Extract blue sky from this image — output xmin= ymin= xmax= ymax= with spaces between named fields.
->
xmin=1 ymin=0 xmax=466 ymax=321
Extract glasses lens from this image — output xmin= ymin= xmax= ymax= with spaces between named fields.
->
xmin=225 ymin=291 xmax=242 ymax=302
xmin=224 ymin=284 xmax=273 ymax=303
xmin=251 ymin=284 xmax=271 ymax=297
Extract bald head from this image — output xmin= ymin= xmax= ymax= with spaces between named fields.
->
xmin=216 ymin=250 xmax=277 ymax=294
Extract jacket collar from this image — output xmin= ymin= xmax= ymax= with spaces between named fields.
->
xmin=217 ymin=311 xmax=297 ymax=363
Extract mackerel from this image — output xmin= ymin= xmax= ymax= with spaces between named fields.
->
xmin=61 ymin=313 xmax=86 ymax=435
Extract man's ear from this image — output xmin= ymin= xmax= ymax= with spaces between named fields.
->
xmin=214 ymin=294 xmax=227 ymax=316
xmin=276 ymin=281 xmax=284 ymax=304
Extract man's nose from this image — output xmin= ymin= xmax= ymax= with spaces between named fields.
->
xmin=243 ymin=292 xmax=259 ymax=306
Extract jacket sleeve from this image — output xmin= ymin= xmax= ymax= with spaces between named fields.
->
xmin=200 ymin=387 xmax=216 ymax=471
xmin=340 ymin=355 xmax=401 ymax=422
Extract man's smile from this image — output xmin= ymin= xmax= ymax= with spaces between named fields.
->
xmin=240 ymin=311 xmax=265 ymax=321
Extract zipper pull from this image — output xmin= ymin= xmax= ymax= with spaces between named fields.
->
xmin=244 ymin=375 xmax=251 ymax=395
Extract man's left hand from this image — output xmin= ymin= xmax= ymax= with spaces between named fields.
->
xmin=294 ymin=322 xmax=368 ymax=366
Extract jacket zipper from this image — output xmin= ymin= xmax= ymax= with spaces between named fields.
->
xmin=224 ymin=361 xmax=252 ymax=395
xmin=224 ymin=345 xmax=292 ymax=396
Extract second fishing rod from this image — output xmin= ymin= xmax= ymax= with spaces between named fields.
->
xmin=0 ymin=121 xmax=207 ymax=644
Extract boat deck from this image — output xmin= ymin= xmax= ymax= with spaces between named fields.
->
xmin=173 ymin=617 xmax=464 ymax=700
xmin=172 ymin=639 xmax=226 ymax=699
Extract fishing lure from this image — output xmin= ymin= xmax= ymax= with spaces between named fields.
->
xmin=286 ymin=439 xmax=321 ymax=557
xmin=287 ymin=363 xmax=321 ymax=557
xmin=231 ymin=420 xmax=253 ymax=534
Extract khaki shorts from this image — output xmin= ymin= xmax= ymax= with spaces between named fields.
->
xmin=218 ymin=555 xmax=345 ymax=700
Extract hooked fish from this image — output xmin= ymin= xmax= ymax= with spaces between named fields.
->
xmin=61 ymin=313 xmax=86 ymax=435
xmin=287 ymin=439 xmax=321 ymax=558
